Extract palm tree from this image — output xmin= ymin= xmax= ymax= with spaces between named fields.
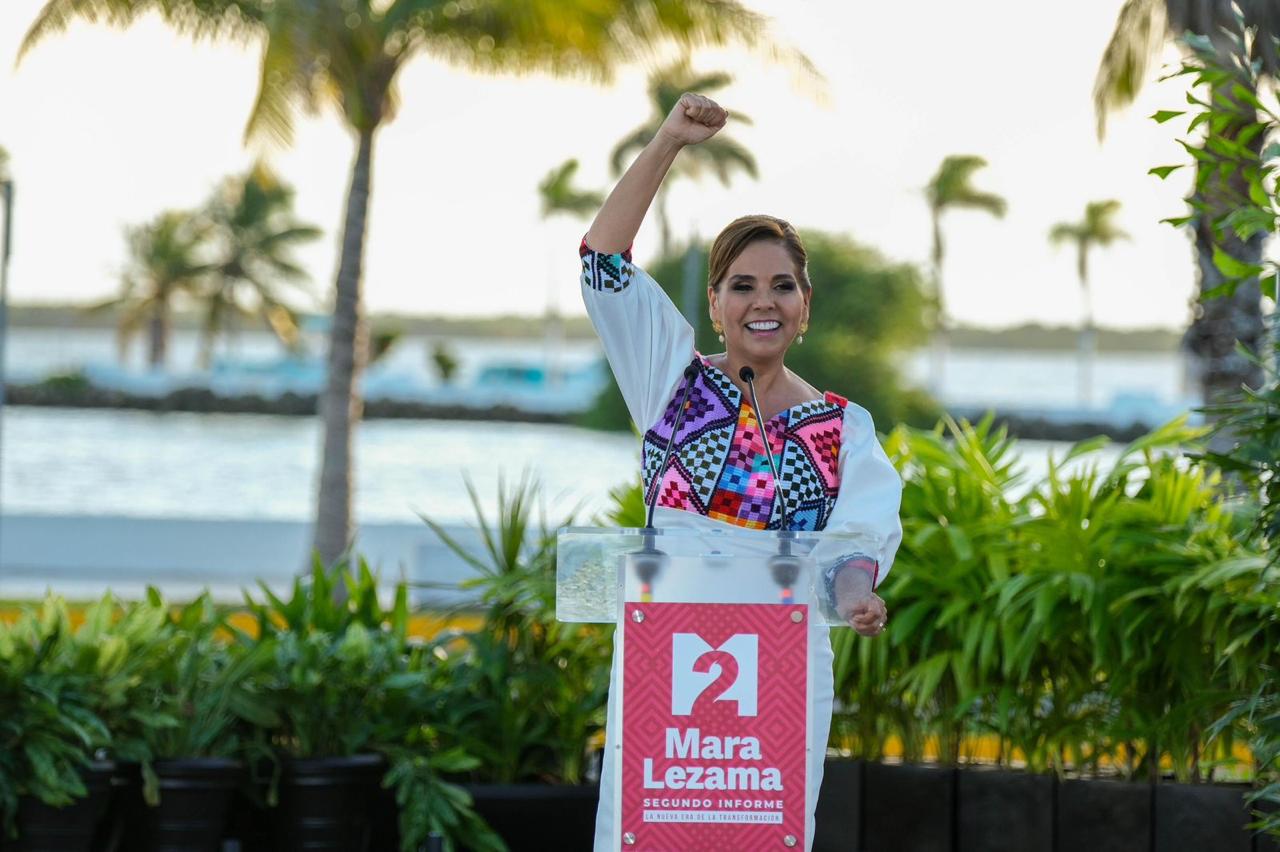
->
xmin=106 ymin=210 xmax=212 ymax=369
xmin=196 ymin=163 xmax=321 ymax=369
xmin=1049 ymin=200 xmax=1129 ymax=408
xmin=537 ymin=159 xmax=603 ymax=221
xmin=538 ymin=158 xmax=602 ymax=383
xmin=21 ymin=0 xmax=786 ymax=568
xmin=610 ymin=56 xmax=757 ymax=257
xmin=1095 ymin=0 xmax=1279 ymax=405
xmin=924 ymin=155 xmax=1007 ymax=397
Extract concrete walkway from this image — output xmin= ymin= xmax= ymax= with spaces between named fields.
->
xmin=0 ymin=513 xmax=489 ymax=605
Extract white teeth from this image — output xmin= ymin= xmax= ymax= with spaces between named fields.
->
xmin=747 ymin=321 xmax=781 ymax=331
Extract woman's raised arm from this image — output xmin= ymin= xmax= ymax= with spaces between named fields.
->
xmin=585 ymin=93 xmax=729 ymax=253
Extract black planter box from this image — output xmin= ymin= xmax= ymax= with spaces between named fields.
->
xmin=1154 ymin=781 xmax=1254 ymax=852
xmin=861 ymin=762 xmax=955 ymax=852
xmin=122 ymin=758 xmax=243 ymax=852
xmin=957 ymin=767 xmax=1053 ymax=852
xmin=464 ymin=784 xmax=599 ymax=851
xmin=228 ymin=755 xmax=386 ymax=852
xmin=814 ymin=759 xmax=862 ymax=852
xmin=1254 ymin=799 xmax=1280 ymax=852
xmin=1 ymin=761 xmax=115 ymax=852
xmin=1057 ymin=777 xmax=1150 ymax=852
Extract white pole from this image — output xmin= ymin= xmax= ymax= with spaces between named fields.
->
xmin=0 ymin=179 xmax=13 ymax=573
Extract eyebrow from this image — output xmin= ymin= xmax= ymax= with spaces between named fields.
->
xmin=728 ymin=273 xmax=797 ymax=282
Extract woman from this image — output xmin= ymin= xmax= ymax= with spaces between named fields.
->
xmin=581 ymin=92 xmax=903 ymax=851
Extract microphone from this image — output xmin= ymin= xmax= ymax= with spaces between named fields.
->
xmin=739 ymin=366 xmax=801 ymax=601
xmin=738 ymin=366 xmax=794 ymax=531
xmin=634 ymin=360 xmax=701 ymax=600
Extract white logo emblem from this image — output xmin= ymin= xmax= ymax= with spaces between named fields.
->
xmin=670 ymin=633 xmax=758 ymax=717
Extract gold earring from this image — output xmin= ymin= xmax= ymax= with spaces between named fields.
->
xmin=797 ymin=322 xmax=808 ymax=344
xmin=712 ymin=320 xmax=724 ymax=344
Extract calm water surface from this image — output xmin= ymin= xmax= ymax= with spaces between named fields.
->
xmin=1 ymin=407 xmax=1128 ymax=525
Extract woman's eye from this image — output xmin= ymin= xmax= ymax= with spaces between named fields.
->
xmin=775 ymin=282 xmax=796 ymax=291
xmin=732 ymin=283 xmax=752 ymax=292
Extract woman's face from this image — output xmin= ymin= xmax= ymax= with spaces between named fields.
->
xmin=709 ymin=239 xmax=810 ymax=364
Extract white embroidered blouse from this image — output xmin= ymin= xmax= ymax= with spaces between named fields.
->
xmin=580 ymin=239 xmax=904 ymax=589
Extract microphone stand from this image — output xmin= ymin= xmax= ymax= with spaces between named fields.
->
xmin=633 ymin=361 xmax=700 ymax=601
xmin=739 ymin=366 xmax=802 ymax=604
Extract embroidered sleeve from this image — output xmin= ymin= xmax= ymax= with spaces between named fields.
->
xmin=821 ymin=402 xmax=904 ymax=590
xmin=580 ymin=237 xmax=634 ymax=292
xmin=579 ymin=237 xmax=695 ymax=431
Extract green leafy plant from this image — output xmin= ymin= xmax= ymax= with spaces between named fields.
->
xmin=0 ymin=598 xmax=112 ymax=839
xmin=1153 ymin=17 xmax=1280 ymax=833
xmin=116 ymin=594 xmax=281 ymax=805
xmin=419 ymin=475 xmax=613 ymax=786
xmin=237 ymin=559 xmax=502 ymax=851
xmin=827 ymin=415 xmax=1271 ymax=784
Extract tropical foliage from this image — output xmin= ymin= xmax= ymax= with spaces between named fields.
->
xmin=830 ymin=415 xmax=1274 ymax=784
xmin=922 ymin=154 xmax=1006 ymax=397
xmin=196 ymin=164 xmax=321 ymax=368
xmin=100 ymin=165 xmax=319 ymax=370
xmin=107 ymin=210 xmax=213 ymax=369
xmin=18 ymin=0 xmax=803 ymax=569
xmin=609 ymin=56 xmax=758 ymax=256
xmin=234 ymin=561 xmax=504 ymax=852
xmin=418 ymin=475 xmax=613 ymax=786
xmin=1048 ymin=199 xmax=1129 ymax=407
xmin=538 ymin=159 xmax=603 ymax=221
xmin=924 ymin=155 xmax=1006 ymax=328
xmin=1148 ymin=24 xmax=1280 ymax=835
xmin=1097 ymin=0 xmax=1276 ymax=404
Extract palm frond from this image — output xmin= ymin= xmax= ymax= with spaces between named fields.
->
xmin=609 ymin=124 xmax=656 ymax=176
xmin=21 ymin=0 xmax=256 ymax=60
xmin=927 ymin=155 xmax=1006 ymax=218
xmin=1093 ymin=0 xmax=1167 ymax=139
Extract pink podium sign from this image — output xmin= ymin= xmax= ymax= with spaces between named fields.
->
xmin=618 ymin=601 xmax=810 ymax=850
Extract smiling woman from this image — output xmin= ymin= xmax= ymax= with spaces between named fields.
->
xmin=579 ymin=91 xmax=905 ymax=852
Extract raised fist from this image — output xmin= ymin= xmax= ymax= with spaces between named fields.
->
xmin=657 ymin=92 xmax=729 ymax=147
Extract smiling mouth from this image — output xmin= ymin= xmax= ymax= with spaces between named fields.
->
xmin=745 ymin=320 xmax=782 ymax=333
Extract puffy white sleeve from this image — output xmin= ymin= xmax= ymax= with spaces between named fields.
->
xmin=579 ymin=238 xmax=695 ymax=431
xmin=821 ymin=402 xmax=904 ymax=591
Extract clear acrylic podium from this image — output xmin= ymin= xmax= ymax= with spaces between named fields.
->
xmin=556 ymin=525 xmax=878 ymax=850
xmin=556 ymin=525 xmax=880 ymax=625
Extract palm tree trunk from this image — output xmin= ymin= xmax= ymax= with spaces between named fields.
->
xmin=1077 ymin=243 xmax=1094 ymax=409
xmin=311 ymin=127 xmax=374 ymax=569
xmin=929 ymin=210 xmax=947 ymax=399
xmin=1185 ymin=83 xmax=1267 ymax=441
xmin=148 ymin=298 xmax=169 ymax=369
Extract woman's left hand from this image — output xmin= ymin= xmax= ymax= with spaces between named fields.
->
xmin=832 ymin=563 xmax=888 ymax=637
xmin=844 ymin=593 xmax=888 ymax=637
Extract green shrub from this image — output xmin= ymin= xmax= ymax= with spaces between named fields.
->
xmin=828 ymin=415 xmax=1275 ymax=783
xmin=419 ymin=475 xmax=613 ymax=786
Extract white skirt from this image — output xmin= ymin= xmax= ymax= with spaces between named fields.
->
xmin=592 ymin=624 xmax=836 ymax=851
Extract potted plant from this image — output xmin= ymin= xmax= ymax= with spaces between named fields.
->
xmin=103 ymin=593 xmax=278 ymax=852
xmin=418 ymin=476 xmax=612 ymax=851
xmin=0 ymin=596 xmax=126 ymax=851
xmin=235 ymin=560 xmax=501 ymax=852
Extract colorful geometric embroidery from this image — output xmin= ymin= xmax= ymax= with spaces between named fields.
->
xmin=580 ymin=238 xmax=633 ymax=293
xmin=641 ymin=356 xmax=848 ymax=531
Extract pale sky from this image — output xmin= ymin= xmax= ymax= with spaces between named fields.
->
xmin=0 ymin=0 xmax=1204 ymax=330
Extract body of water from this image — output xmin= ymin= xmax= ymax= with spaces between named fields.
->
xmin=0 ymin=406 xmax=1129 ymax=526
xmin=5 ymin=326 xmax=1198 ymax=414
